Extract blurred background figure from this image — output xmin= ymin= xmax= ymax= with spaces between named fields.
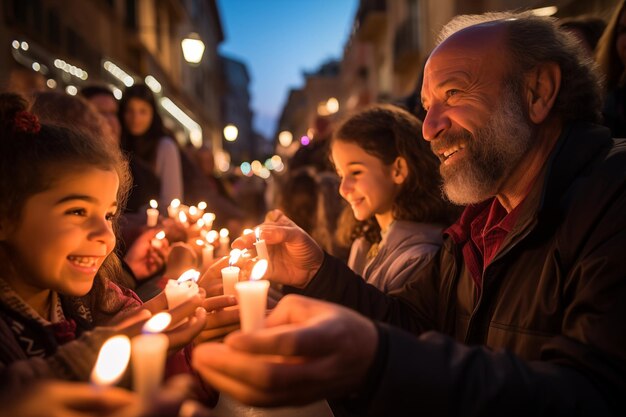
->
xmin=81 ymin=84 xmax=122 ymax=142
xmin=119 ymin=83 xmax=183 ymax=209
xmin=596 ymin=0 xmax=626 ymax=137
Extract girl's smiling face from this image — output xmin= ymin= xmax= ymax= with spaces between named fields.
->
xmin=1 ymin=167 xmax=119 ymax=302
xmin=332 ymin=140 xmax=404 ymax=228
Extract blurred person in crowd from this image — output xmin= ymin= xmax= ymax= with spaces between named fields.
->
xmin=194 ymin=11 xmax=626 ymax=416
xmin=189 ymin=145 xmax=245 ymax=233
xmin=275 ymin=168 xmax=349 ymax=260
xmin=331 ymin=104 xmax=458 ymax=292
xmin=119 ymin=83 xmax=183 ymax=208
xmin=596 ymin=0 xmax=626 ymax=137
xmin=81 ymin=84 xmax=122 ymax=142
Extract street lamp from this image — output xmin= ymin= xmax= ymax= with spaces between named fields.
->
xmin=223 ymin=124 xmax=238 ymax=142
xmin=181 ymin=33 xmax=205 ymax=64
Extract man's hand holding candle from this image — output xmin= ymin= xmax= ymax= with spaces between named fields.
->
xmin=231 ymin=209 xmax=324 ymax=288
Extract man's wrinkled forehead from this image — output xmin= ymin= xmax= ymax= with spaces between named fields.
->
xmin=422 ymin=23 xmax=510 ymax=98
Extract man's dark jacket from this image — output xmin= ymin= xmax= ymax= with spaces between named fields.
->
xmin=297 ymin=122 xmax=626 ymax=416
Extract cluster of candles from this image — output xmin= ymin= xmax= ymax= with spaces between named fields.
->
xmin=91 ymin=258 xmax=269 ymax=393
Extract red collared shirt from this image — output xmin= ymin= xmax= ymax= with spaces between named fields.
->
xmin=446 ymin=198 xmax=523 ymax=291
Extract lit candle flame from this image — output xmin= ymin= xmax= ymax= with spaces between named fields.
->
xmin=255 ymin=227 xmax=261 ymax=242
xmin=228 ymin=248 xmax=242 ymax=266
xmin=198 ymin=201 xmax=207 ymax=210
xmin=170 ymin=198 xmax=181 ymax=209
xmin=149 ymin=199 xmax=158 ymax=209
xmin=207 ymin=230 xmax=218 ymax=243
xmin=250 ymin=259 xmax=268 ymax=281
xmin=219 ymin=228 xmax=229 ymax=238
xmin=243 ymin=228 xmax=253 ymax=236
xmin=203 ymin=213 xmax=216 ymax=223
xmin=177 ymin=268 xmax=200 ymax=283
xmin=142 ymin=312 xmax=172 ymax=333
xmin=178 ymin=211 xmax=188 ymax=224
xmin=195 ymin=239 xmax=205 ymax=247
xmin=155 ymin=230 xmax=166 ymax=240
xmin=196 ymin=219 xmax=205 ymax=228
xmin=91 ymin=335 xmax=131 ymax=386
xmin=188 ymin=206 xmax=198 ymax=216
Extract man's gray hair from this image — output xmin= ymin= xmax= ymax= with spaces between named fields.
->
xmin=437 ymin=11 xmax=603 ymax=124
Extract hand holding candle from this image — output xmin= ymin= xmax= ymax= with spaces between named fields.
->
xmin=253 ymin=227 xmax=269 ymax=260
xmin=131 ymin=312 xmax=171 ymax=401
xmin=146 ymin=199 xmax=159 ymax=227
xmin=236 ymin=259 xmax=269 ymax=333
xmin=167 ymin=198 xmax=181 ymax=219
xmin=165 ymin=269 xmax=200 ymax=309
xmin=91 ymin=335 xmax=131 ymax=387
xmin=151 ymin=230 xmax=166 ymax=249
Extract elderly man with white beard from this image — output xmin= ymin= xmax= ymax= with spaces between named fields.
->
xmin=192 ymin=11 xmax=626 ymax=417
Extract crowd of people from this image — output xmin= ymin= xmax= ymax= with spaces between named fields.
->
xmin=1 ymin=5 xmax=626 ymax=417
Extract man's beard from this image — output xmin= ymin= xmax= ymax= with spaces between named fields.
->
xmin=432 ymin=87 xmax=534 ymax=205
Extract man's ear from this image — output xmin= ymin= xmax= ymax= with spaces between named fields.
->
xmin=392 ymin=157 xmax=409 ymax=185
xmin=525 ymin=61 xmax=561 ymax=124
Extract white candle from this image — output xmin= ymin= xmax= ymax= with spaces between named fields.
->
xmin=91 ymin=335 xmax=131 ymax=387
xmin=151 ymin=230 xmax=166 ymax=249
xmin=146 ymin=199 xmax=159 ymax=227
xmin=235 ymin=259 xmax=269 ymax=333
xmin=178 ymin=210 xmax=189 ymax=227
xmin=164 ymin=269 xmax=200 ymax=309
xmin=202 ymin=243 xmax=214 ymax=268
xmin=221 ymin=249 xmax=242 ymax=296
xmin=167 ymin=198 xmax=181 ymax=219
xmin=218 ymin=228 xmax=230 ymax=257
xmin=131 ymin=312 xmax=171 ymax=401
xmin=253 ymin=227 xmax=269 ymax=260
xmin=202 ymin=212 xmax=216 ymax=230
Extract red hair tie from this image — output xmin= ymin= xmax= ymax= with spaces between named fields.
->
xmin=14 ymin=110 xmax=41 ymax=134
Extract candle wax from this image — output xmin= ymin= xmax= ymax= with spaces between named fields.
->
xmin=221 ymin=266 xmax=240 ymax=296
xmin=235 ymin=280 xmax=270 ymax=333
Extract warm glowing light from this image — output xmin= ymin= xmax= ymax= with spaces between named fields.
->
xmin=145 ymin=75 xmax=162 ymax=93
xmin=178 ymin=269 xmax=200 ymax=283
xmin=178 ymin=211 xmax=188 ymax=224
xmin=228 ymin=249 xmax=242 ymax=265
xmin=250 ymin=259 xmax=268 ymax=281
xmin=243 ymin=229 xmax=253 ymax=236
xmin=188 ymin=206 xmax=198 ymax=217
xmin=220 ymin=228 xmax=229 ymax=238
xmin=196 ymin=239 xmax=205 ymax=247
xmin=255 ymin=227 xmax=261 ymax=241
xmin=65 ymin=85 xmax=78 ymax=96
xmin=143 ymin=312 xmax=172 ymax=333
xmin=531 ymin=6 xmax=557 ymax=16
xmin=155 ymin=230 xmax=166 ymax=240
xmin=150 ymin=199 xmax=158 ymax=209
xmin=207 ymin=230 xmax=218 ymax=243
xmin=91 ymin=335 xmax=131 ymax=386
xmin=46 ymin=79 xmax=57 ymax=89
xmin=326 ymin=97 xmax=339 ymax=114
xmin=223 ymin=124 xmax=238 ymax=142
xmin=278 ymin=131 xmax=293 ymax=147
xmin=170 ymin=199 xmax=181 ymax=209
xmin=202 ymin=212 xmax=216 ymax=224
xmin=198 ymin=201 xmax=207 ymax=210
xmin=181 ymin=33 xmax=205 ymax=64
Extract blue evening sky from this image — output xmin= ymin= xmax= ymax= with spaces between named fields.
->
xmin=216 ymin=0 xmax=358 ymax=139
